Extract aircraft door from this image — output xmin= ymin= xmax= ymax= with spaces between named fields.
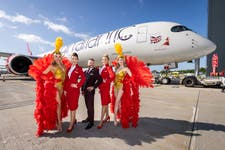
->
xmin=137 ymin=26 xmax=147 ymax=43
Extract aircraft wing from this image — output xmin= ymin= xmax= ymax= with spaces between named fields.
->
xmin=0 ymin=52 xmax=39 ymax=59
xmin=0 ymin=52 xmax=12 ymax=57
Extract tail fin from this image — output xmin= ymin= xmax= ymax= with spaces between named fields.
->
xmin=26 ymin=42 xmax=32 ymax=56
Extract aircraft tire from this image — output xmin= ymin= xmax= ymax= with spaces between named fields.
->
xmin=183 ymin=77 xmax=196 ymax=87
xmin=161 ymin=77 xmax=171 ymax=85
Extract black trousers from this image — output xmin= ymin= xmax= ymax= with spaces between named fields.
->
xmin=84 ymin=91 xmax=95 ymax=123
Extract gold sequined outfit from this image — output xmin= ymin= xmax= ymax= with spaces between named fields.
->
xmin=54 ymin=66 xmax=65 ymax=90
xmin=114 ymin=70 xmax=126 ymax=90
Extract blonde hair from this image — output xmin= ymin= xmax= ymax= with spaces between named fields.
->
xmin=103 ymin=54 xmax=110 ymax=60
xmin=115 ymin=56 xmax=127 ymax=70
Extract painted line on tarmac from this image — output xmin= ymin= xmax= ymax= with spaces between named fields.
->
xmin=0 ymin=100 xmax=34 ymax=110
xmin=188 ymin=90 xmax=200 ymax=150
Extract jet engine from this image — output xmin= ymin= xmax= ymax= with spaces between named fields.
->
xmin=6 ymin=54 xmax=33 ymax=75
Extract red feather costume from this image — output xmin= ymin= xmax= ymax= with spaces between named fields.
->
xmin=29 ymin=54 xmax=71 ymax=136
xmin=110 ymin=55 xmax=154 ymax=128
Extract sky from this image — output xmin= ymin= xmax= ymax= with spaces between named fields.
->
xmin=0 ymin=0 xmax=208 ymax=71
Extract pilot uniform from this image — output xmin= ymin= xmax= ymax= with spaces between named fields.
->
xmin=82 ymin=67 xmax=102 ymax=129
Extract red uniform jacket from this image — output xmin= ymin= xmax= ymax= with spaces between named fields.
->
xmin=99 ymin=64 xmax=115 ymax=105
xmin=64 ymin=64 xmax=86 ymax=110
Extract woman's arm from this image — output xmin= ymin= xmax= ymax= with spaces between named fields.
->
xmin=58 ymin=61 xmax=66 ymax=73
xmin=43 ymin=65 xmax=52 ymax=74
xmin=107 ymin=66 xmax=115 ymax=82
xmin=125 ymin=67 xmax=132 ymax=77
xmin=124 ymin=67 xmax=134 ymax=95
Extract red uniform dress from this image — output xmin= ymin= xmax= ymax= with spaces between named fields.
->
xmin=99 ymin=64 xmax=115 ymax=105
xmin=64 ymin=64 xmax=86 ymax=110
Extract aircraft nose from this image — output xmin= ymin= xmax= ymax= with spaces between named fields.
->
xmin=194 ymin=35 xmax=217 ymax=55
xmin=203 ymin=39 xmax=216 ymax=54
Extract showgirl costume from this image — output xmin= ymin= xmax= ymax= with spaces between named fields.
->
xmin=111 ymin=43 xmax=154 ymax=128
xmin=99 ymin=64 xmax=115 ymax=105
xmin=114 ymin=70 xmax=126 ymax=90
xmin=29 ymin=37 xmax=71 ymax=136
xmin=54 ymin=66 xmax=65 ymax=91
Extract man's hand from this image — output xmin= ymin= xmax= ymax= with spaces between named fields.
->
xmin=87 ymin=86 xmax=94 ymax=92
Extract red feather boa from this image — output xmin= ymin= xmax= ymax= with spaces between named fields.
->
xmin=110 ymin=55 xmax=153 ymax=128
xmin=29 ymin=54 xmax=71 ymax=136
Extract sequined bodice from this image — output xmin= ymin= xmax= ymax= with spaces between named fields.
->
xmin=54 ymin=66 xmax=65 ymax=89
xmin=114 ymin=70 xmax=126 ymax=90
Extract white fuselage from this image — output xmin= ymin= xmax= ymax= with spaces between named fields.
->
xmin=61 ymin=21 xmax=216 ymax=67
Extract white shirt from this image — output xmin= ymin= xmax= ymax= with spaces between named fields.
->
xmin=99 ymin=65 xmax=106 ymax=74
xmin=68 ymin=65 xmax=76 ymax=78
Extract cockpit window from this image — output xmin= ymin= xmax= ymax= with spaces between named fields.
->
xmin=171 ymin=25 xmax=191 ymax=32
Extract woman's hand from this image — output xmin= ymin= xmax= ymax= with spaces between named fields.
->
xmin=130 ymin=89 xmax=133 ymax=96
xmin=64 ymin=91 xmax=67 ymax=96
xmin=71 ymin=83 xmax=78 ymax=88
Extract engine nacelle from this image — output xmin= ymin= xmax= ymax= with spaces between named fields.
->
xmin=6 ymin=54 xmax=33 ymax=75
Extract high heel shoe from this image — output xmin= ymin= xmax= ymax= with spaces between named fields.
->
xmin=56 ymin=122 xmax=62 ymax=132
xmin=103 ymin=116 xmax=110 ymax=123
xmin=67 ymin=121 xmax=75 ymax=133
xmin=114 ymin=119 xmax=118 ymax=127
xmin=97 ymin=122 xmax=103 ymax=129
xmin=57 ymin=125 xmax=62 ymax=132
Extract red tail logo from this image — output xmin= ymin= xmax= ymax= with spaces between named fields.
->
xmin=163 ymin=37 xmax=170 ymax=46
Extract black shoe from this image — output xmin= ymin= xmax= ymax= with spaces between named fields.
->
xmin=85 ymin=122 xmax=94 ymax=130
xmin=82 ymin=118 xmax=88 ymax=123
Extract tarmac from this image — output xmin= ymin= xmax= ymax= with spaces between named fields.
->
xmin=0 ymin=77 xmax=225 ymax=150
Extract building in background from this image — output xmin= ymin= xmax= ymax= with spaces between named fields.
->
xmin=207 ymin=0 xmax=225 ymax=75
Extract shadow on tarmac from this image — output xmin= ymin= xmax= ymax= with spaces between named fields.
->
xmin=0 ymin=78 xmax=34 ymax=81
xmin=40 ymin=117 xmax=225 ymax=146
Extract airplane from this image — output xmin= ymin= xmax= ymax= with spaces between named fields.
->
xmin=0 ymin=21 xmax=216 ymax=76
